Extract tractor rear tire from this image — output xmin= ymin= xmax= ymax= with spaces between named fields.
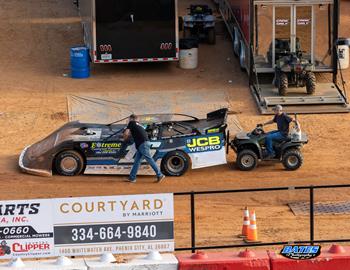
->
xmin=305 ymin=72 xmax=316 ymax=95
xmin=207 ymin=27 xmax=216 ymax=45
xmin=278 ymin=72 xmax=288 ymax=96
xmin=282 ymin=149 xmax=303 ymax=171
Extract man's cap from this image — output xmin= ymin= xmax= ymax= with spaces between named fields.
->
xmin=273 ymin=104 xmax=283 ymax=111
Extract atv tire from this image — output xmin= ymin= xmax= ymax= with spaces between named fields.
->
xmin=278 ymin=72 xmax=288 ymax=96
xmin=183 ymin=27 xmax=192 ymax=38
xmin=282 ymin=149 xmax=303 ymax=170
xmin=161 ymin=150 xmax=190 ymax=176
xmin=305 ymin=72 xmax=316 ymax=95
xmin=236 ymin=149 xmax=258 ymax=171
xmin=55 ymin=150 xmax=84 ymax=176
xmin=207 ymin=27 xmax=216 ymax=45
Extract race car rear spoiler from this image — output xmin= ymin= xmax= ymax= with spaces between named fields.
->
xmin=207 ymin=108 xmax=228 ymax=122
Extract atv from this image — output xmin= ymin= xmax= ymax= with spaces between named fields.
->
xmin=271 ymin=39 xmax=316 ymax=96
xmin=230 ymin=122 xmax=308 ymax=171
xmin=183 ymin=5 xmax=216 ymax=45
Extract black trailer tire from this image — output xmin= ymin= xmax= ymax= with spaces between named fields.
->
xmin=305 ymin=72 xmax=316 ymax=95
xmin=183 ymin=27 xmax=192 ymax=38
xmin=161 ymin=150 xmax=190 ymax=176
xmin=278 ymin=72 xmax=288 ymax=96
xmin=55 ymin=150 xmax=85 ymax=176
xmin=236 ymin=149 xmax=258 ymax=171
xmin=178 ymin=16 xmax=184 ymax=31
xmin=207 ymin=27 xmax=216 ymax=45
xmin=282 ymin=149 xmax=303 ymax=170
xmin=233 ymin=27 xmax=240 ymax=57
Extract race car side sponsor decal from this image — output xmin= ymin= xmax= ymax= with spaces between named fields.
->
xmin=185 ymin=133 xmax=226 ymax=169
xmin=185 ymin=134 xmax=223 ymax=153
xmin=90 ymin=142 xmax=123 ymax=154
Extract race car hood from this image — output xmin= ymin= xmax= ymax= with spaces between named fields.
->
xmin=19 ymin=121 xmax=123 ymax=177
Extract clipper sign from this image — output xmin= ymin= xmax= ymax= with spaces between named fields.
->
xmin=0 ymin=193 xmax=174 ymax=258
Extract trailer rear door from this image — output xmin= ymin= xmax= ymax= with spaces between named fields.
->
xmin=95 ymin=0 xmax=177 ymax=62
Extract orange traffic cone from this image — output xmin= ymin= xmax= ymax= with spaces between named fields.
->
xmin=244 ymin=210 xmax=261 ymax=243
xmin=238 ymin=206 xmax=250 ymax=238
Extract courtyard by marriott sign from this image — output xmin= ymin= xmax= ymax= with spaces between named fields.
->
xmin=0 ymin=193 xmax=174 ymax=258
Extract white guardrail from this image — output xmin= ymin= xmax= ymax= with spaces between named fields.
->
xmin=0 ymin=252 xmax=178 ymax=270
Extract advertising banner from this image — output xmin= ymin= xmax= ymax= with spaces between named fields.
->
xmin=0 ymin=193 xmax=174 ymax=258
xmin=0 ymin=199 xmax=54 ymax=259
xmin=53 ymin=193 xmax=174 ymax=256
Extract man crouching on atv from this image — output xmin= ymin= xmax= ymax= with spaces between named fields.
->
xmin=261 ymin=105 xmax=299 ymax=159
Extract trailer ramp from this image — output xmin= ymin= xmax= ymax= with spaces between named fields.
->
xmin=251 ymin=82 xmax=349 ymax=114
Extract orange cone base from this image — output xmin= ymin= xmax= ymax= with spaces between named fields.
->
xmin=237 ymin=234 xmax=247 ymax=238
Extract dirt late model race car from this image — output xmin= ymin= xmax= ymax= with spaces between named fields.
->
xmin=19 ymin=109 xmax=228 ymax=177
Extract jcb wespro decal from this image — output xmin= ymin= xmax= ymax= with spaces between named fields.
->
xmin=186 ymin=134 xmax=223 ymax=153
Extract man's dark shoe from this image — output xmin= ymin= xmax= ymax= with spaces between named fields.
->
xmin=124 ymin=178 xmax=136 ymax=183
xmin=264 ymin=153 xmax=276 ymax=160
xmin=156 ymin=175 xmax=165 ymax=183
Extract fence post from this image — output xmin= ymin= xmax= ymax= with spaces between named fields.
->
xmin=190 ymin=192 xmax=196 ymax=253
xmin=309 ymin=186 xmax=314 ymax=245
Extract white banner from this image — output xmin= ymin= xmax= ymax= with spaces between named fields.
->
xmin=0 ymin=199 xmax=54 ymax=259
xmin=0 ymin=194 xmax=174 ymax=259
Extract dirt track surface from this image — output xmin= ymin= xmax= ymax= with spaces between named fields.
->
xmin=1 ymin=0 xmax=350 ymax=249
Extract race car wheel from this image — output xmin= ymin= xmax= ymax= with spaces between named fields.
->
xmin=236 ymin=149 xmax=258 ymax=171
xmin=282 ymin=149 xmax=303 ymax=170
xmin=55 ymin=150 xmax=84 ymax=176
xmin=161 ymin=150 xmax=190 ymax=176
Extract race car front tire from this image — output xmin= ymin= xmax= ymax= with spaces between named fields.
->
xmin=54 ymin=150 xmax=85 ymax=176
xmin=161 ymin=150 xmax=190 ymax=176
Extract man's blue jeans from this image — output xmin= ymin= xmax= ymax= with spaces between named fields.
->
xmin=129 ymin=141 xmax=163 ymax=180
xmin=265 ymin=131 xmax=286 ymax=156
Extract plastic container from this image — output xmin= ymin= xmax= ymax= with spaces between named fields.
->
xmin=337 ymin=38 xmax=350 ymax=70
xmin=179 ymin=38 xmax=199 ymax=69
xmin=70 ymin=46 xmax=90 ymax=78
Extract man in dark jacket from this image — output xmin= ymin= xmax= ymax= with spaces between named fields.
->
xmin=123 ymin=114 xmax=165 ymax=183
xmin=262 ymin=105 xmax=298 ymax=158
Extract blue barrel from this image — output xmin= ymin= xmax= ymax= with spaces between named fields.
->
xmin=70 ymin=46 xmax=90 ymax=79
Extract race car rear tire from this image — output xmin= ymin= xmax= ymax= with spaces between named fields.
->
xmin=161 ymin=150 xmax=190 ymax=176
xmin=236 ymin=149 xmax=258 ymax=171
xmin=55 ymin=150 xmax=84 ymax=176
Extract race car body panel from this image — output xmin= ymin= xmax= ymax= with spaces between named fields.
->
xmin=19 ymin=109 xmax=228 ymax=177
